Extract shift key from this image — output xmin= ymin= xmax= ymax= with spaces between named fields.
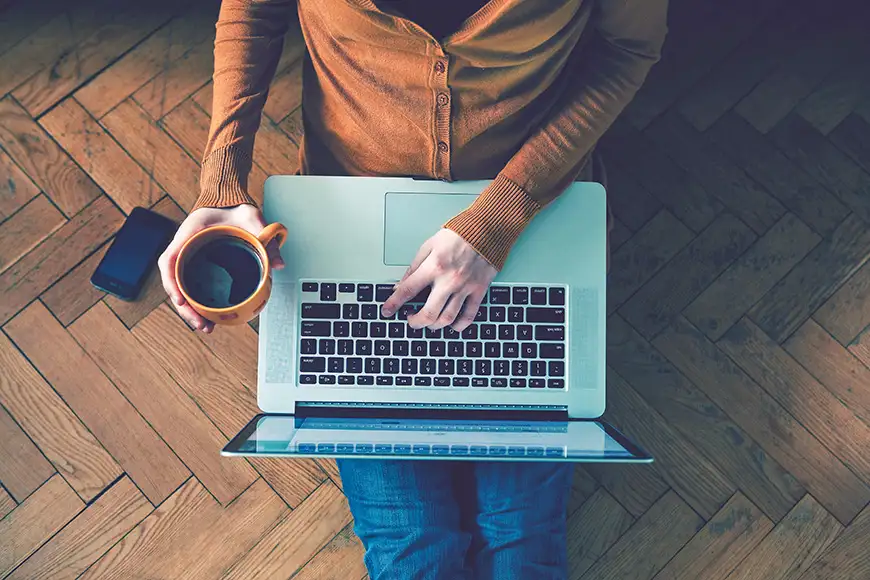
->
xmin=535 ymin=326 xmax=565 ymax=341
xmin=526 ymin=308 xmax=565 ymax=323
xmin=300 ymin=357 xmax=326 ymax=372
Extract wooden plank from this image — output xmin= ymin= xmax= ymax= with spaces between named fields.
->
xmin=0 ymin=0 xmax=65 ymax=56
xmin=814 ymin=261 xmax=870 ymax=345
xmin=830 ymin=113 xmax=870 ymax=176
xmin=40 ymin=244 xmax=108 ymax=326
xmin=607 ymin=210 xmax=694 ymax=314
xmin=707 ymin=113 xmax=848 ymax=237
xmin=75 ymin=2 xmax=219 ymax=118
xmin=40 ymin=98 xmax=164 ymax=213
xmin=0 ymin=97 xmax=101 ymax=217
xmin=252 ymin=114 xmax=300 ymax=176
xmin=0 ymin=195 xmax=123 ymax=324
xmin=749 ymin=213 xmax=870 ymax=343
xmin=7 ymin=477 xmax=152 ymax=580
xmin=567 ymin=466 xmax=599 ymax=517
xmin=785 ymin=319 xmax=870 ymax=426
xmin=797 ymin=47 xmax=870 ymax=135
xmin=607 ymin=314 xmax=804 ymax=522
xmin=0 ymin=148 xmax=40 ymax=221
xmin=609 ymin=216 xmax=632 ymax=252
xmin=0 ymin=486 xmax=15 ymax=519
xmin=601 ymin=159 xmax=661 ymax=233
xmin=0 ymin=475 xmax=84 ymax=577
xmin=606 ymin=371 xmax=733 ymax=518
xmin=6 ymin=301 xmax=190 ymax=505
xmin=653 ymin=492 xmax=773 ymax=580
xmin=160 ymin=98 xmax=209 ymax=162
xmin=132 ymin=35 xmax=214 ymax=120
xmin=191 ymin=81 xmax=213 ymax=116
xmin=222 ymin=482 xmax=353 ymax=580
xmin=579 ymin=491 xmax=703 ymax=580
xmin=69 ymin=302 xmax=258 ymax=504
xmin=264 ymin=59 xmax=303 ymax=125
xmin=581 ymin=461 xmax=669 ymax=519
xmin=684 ymin=213 xmax=820 ymax=341
xmin=11 ymin=5 xmax=174 ymax=117
xmin=726 ymin=495 xmax=842 ymax=580
xmin=278 ymin=106 xmax=304 ymax=146
xmin=247 ymin=164 xmax=269 ymax=207
xmin=769 ymin=114 xmax=870 ymax=224
xmin=291 ymin=524 xmax=368 ymax=580
xmin=104 ymin=196 xmax=186 ymax=327
xmin=100 ymin=99 xmax=200 ymax=211
xmin=0 ymin=331 xmax=122 ymax=500
xmin=314 ymin=458 xmax=343 ymax=491
xmin=799 ymin=503 xmax=870 ymax=580
xmin=197 ymin=319 xmax=259 ymax=392
xmin=645 ymin=113 xmax=785 ymax=235
xmin=619 ymin=213 xmax=756 ymax=339
xmin=567 ymin=488 xmax=634 ymax=579
xmin=0 ymin=194 xmax=65 ymax=273
xmin=0 ymin=403 xmax=55 ymax=502
xmin=653 ymin=316 xmax=870 ymax=524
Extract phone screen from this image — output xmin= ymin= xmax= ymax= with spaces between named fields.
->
xmin=91 ymin=208 xmax=175 ymax=299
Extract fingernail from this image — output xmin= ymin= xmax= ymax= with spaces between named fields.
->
xmin=381 ymin=307 xmax=393 ymax=317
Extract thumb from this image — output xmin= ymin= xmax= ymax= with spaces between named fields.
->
xmin=244 ymin=216 xmax=285 ymax=270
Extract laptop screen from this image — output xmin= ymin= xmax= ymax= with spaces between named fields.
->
xmin=223 ymin=415 xmax=650 ymax=462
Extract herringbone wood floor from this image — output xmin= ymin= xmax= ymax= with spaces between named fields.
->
xmin=1 ymin=0 xmax=870 ymax=577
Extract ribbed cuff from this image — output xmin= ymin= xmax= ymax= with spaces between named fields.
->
xmin=192 ymin=145 xmax=257 ymax=212
xmin=443 ymin=175 xmax=541 ymax=271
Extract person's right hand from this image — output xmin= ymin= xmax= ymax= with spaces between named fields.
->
xmin=157 ymin=204 xmax=285 ymax=334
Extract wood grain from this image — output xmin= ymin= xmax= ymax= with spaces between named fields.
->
xmin=7 ymin=476 xmax=152 ymax=580
xmin=160 ymin=98 xmax=210 ymax=162
xmin=567 ymin=466 xmax=599 ymax=517
xmin=278 ymin=106 xmax=304 ymax=145
xmin=0 ymin=97 xmax=101 ymax=217
xmin=291 ymin=524 xmax=368 ymax=580
xmin=0 ymin=148 xmax=40 ymax=221
xmin=799 ymin=503 xmax=870 ymax=580
xmin=830 ymin=113 xmax=870 ymax=176
xmin=600 ymin=158 xmax=661 ymax=232
xmin=813 ymin=259 xmax=870 ymax=346
xmin=252 ymin=113 xmax=300 ymax=176
xmin=0 ymin=332 xmax=123 ymax=501
xmin=132 ymin=36 xmax=214 ymax=120
xmin=582 ymin=460 xmax=669 ymax=519
xmin=566 ymin=488 xmax=634 ymax=579
xmin=40 ymin=244 xmax=108 ymax=325
xmin=263 ymin=58 xmax=303 ymax=124
xmin=0 ymin=194 xmax=65 ymax=274
xmin=6 ymin=301 xmax=190 ymax=504
xmin=0 ymin=403 xmax=55 ymax=502
xmin=0 ymin=487 xmax=15 ymax=520
xmin=197 ymin=318 xmax=260 ymax=392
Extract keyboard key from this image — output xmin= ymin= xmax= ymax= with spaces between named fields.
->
xmin=384 ymin=358 xmax=400 ymax=374
xmin=413 ymin=444 xmax=431 ymax=454
xmin=535 ymin=325 xmax=565 ymax=341
xmin=318 ymin=375 xmax=336 ymax=384
xmin=410 ymin=341 xmax=426 ymax=356
xmin=374 ymin=340 xmax=390 ymax=355
xmin=320 ymin=283 xmax=336 ymax=301
xmin=362 ymin=304 xmax=378 ymax=319
xmin=498 ymin=324 xmax=514 ymax=340
xmin=508 ymin=446 xmax=526 ymax=456
xmin=527 ymin=307 xmax=565 ymax=323
xmin=338 ymin=339 xmax=353 ymax=355
xmin=357 ymin=284 xmax=374 ymax=302
xmin=370 ymin=322 xmax=386 ymax=337
xmin=302 ymin=322 xmax=330 ymax=336
xmin=338 ymin=375 xmax=354 ymax=385
xmin=407 ymin=326 xmax=424 ymax=339
xmin=434 ymin=377 xmax=450 ymax=386
xmin=521 ymin=343 xmax=537 ymax=358
xmin=475 ymin=360 xmax=491 ymax=375
xmin=448 ymin=341 xmax=464 ymax=357
xmin=339 ymin=283 xmax=355 ymax=293
xmin=546 ymin=447 xmax=565 ymax=457
xmin=490 ymin=307 xmax=506 ymax=322
xmin=489 ymin=286 xmax=510 ymax=304
xmin=357 ymin=376 xmax=374 ymax=385
xmin=318 ymin=339 xmax=336 ymax=355
xmin=485 ymin=342 xmax=501 ymax=358
xmin=512 ymin=360 xmax=529 ymax=376
xmin=508 ymin=307 xmax=524 ymax=323
xmin=461 ymin=325 xmax=478 ymax=339
xmin=489 ymin=446 xmax=507 ymax=456
xmin=548 ymin=378 xmax=565 ymax=389
xmin=343 ymin=304 xmax=359 ymax=319
xmin=531 ymin=287 xmax=547 ymax=304
xmin=302 ymin=282 xmax=318 ymax=292
xmin=398 ymin=304 xmax=416 ymax=320
xmin=328 ymin=357 xmax=343 ymax=373
xmin=527 ymin=446 xmax=544 ymax=456
xmin=375 ymin=284 xmax=394 ymax=302
xmin=356 ymin=340 xmax=373 ymax=356
xmin=300 ymin=357 xmax=326 ymax=372
xmin=317 ymin=443 xmax=335 ymax=452
xmin=394 ymin=443 xmax=412 ymax=453
xmin=494 ymin=360 xmax=510 ymax=376
xmin=512 ymin=287 xmax=529 ymax=304
xmin=376 ymin=376 xmax=393 ymax=385
xmin=470 ymin=445 xmax=488 ymax=456
xmin=481 ymin=324 xmax=497 ymax=340
xmin=540 ymin=344 xmax=565 ymax=359
xmin=375 ymin=444 xmax=392 ymax=453
xmin=365 ymin=358 xmax=381 ymax=374
xmin=356 ymin=443 xmax=374 ymax=453
xmin=438 ymin=359 xmax=455 ymax=375
xmin=530 ymin=378 xmax=545 ymax=388
xmin=300 ymin=374 xmax=316 ymax=384
xmin=451 ymin=445 xmax=469 ymax=454
xmin=510 ymin=378 xmax=526 ymax=388
xmin=475 ymin=307 xmax=487 ymax=322
xmin=429 ymin=341 xmax=446 ymax=357
xmin=549 ymin=361 xmax=565 ymax=376
xmin=300 ymin=339 xmax=317 ymax=354
xmin=549 ymin=287 xmax=565 ymax=305
xmin=443 ymin=327 xmax=460 ymax=339
xmin=466 ymin=342 xmax=482 ymax=358
xmin=432 ymin=445 xmax=449 ymax=455
xmin=458 ymin=360 xmax=473 ymax=375
xmin=453 ymin=377 xmax=470 ymax=387
xmin=531 ymin=360 xmax=546 ymax=376
xmin=388 ymin=323 xmax=405 ymax=338
xmin=393 ymin=341 xmax=409 ymax=356
xmin=402 ymin=359 xmax=418 ymax=374
xmin=491 ymin=378 xmax=507 ymax=387
xmin=333 ymin=321 xmax=350 ymax=337
xmin=425 ymin=327 xmax=441 ymax=339
xmin=396 ymin=376 xmax=412 ymax=386
xmin=517 ymin=325 xmax=532 ymax=340
xmin=414 ymin=377 xmax=432 ymax=386
xmin=302 ymin=303 xmax=340 ymax=319
xmin=379 ymin=308 xmax=396 ymax=321
xmin=421 ymin=359 xmax=436 ymax=374
xmin=472 ymin=377 xmax=488 ymax=387
xmin=351 ymin=322 xmax=367 ymax=337
xmin=503 ymin=343 xmax=519 ymax=358
xmin=347 ymin=358 xmax=363 ymax=373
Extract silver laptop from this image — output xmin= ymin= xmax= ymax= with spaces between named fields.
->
xmin=223 ymin=176 xmax=652 ymax=463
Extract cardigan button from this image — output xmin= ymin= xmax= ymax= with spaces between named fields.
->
xmin=437 ymin=93 xmax=449 ymax=106
xmin=437 ymin=141 xmax=449 ymax=153
xmin=434 ymin=61 xmax=446 ymax=74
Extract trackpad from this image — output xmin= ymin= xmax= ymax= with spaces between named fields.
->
xmin=383 ymin=192 xmax=477 ymax=266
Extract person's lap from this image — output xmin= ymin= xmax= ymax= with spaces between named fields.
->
xmin=338 ymin=459 xmax=573 ymax=580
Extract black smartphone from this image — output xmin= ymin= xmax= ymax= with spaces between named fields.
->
xmin=90 ymin=207 xmax=177 ymax=301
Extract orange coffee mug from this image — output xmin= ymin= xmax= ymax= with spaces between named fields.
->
xmin=175 ymin=223 xmax=288 ymax=326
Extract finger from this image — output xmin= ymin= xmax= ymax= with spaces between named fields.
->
xmin=202 ymin=321 xmax=215 ymax=334
xmin=408 ymin=283 xmax=453 ymax=329
xmin=431 ymin=292 xmax=467 ymax=330
xmin=265 ymin=240 xmax=285 ymax=270
xmin=451 ymin=291 xmax=484 ymax=332
xmin=158 ymin=245 xmax=185 ymax=307
xmin=382 ymin=265 xmax=434 ymax=317
xmin=403 ymin=243 xmax=431 ymax=282
xmin=174 ymin=301 xmax=209 ymax=331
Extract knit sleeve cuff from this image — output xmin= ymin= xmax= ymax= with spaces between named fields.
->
xmin=192 ymin=145 xmax=257 ymax=212
xmin=443 ymin=175 xmax=542 ymax=271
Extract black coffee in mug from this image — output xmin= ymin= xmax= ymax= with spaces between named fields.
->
xmin=182 ymin=238 xmax=263 ymax=308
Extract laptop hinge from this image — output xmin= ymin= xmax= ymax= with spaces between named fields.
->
xmin=296 ymin=402 xmax=569 ymax=422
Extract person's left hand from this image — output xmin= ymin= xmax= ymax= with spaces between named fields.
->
xmin=381 ymin=229 xmax=498 ymax=331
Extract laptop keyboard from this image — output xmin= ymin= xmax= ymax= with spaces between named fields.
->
xmin=297 ymin=281 xmax=568 ymax=389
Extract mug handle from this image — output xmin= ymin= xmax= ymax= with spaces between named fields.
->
xmin=258 ymin=223 xmax=288 ymax=249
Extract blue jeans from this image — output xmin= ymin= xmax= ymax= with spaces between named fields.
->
xmin=337 ymin=459 xmax=573 ymax=579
